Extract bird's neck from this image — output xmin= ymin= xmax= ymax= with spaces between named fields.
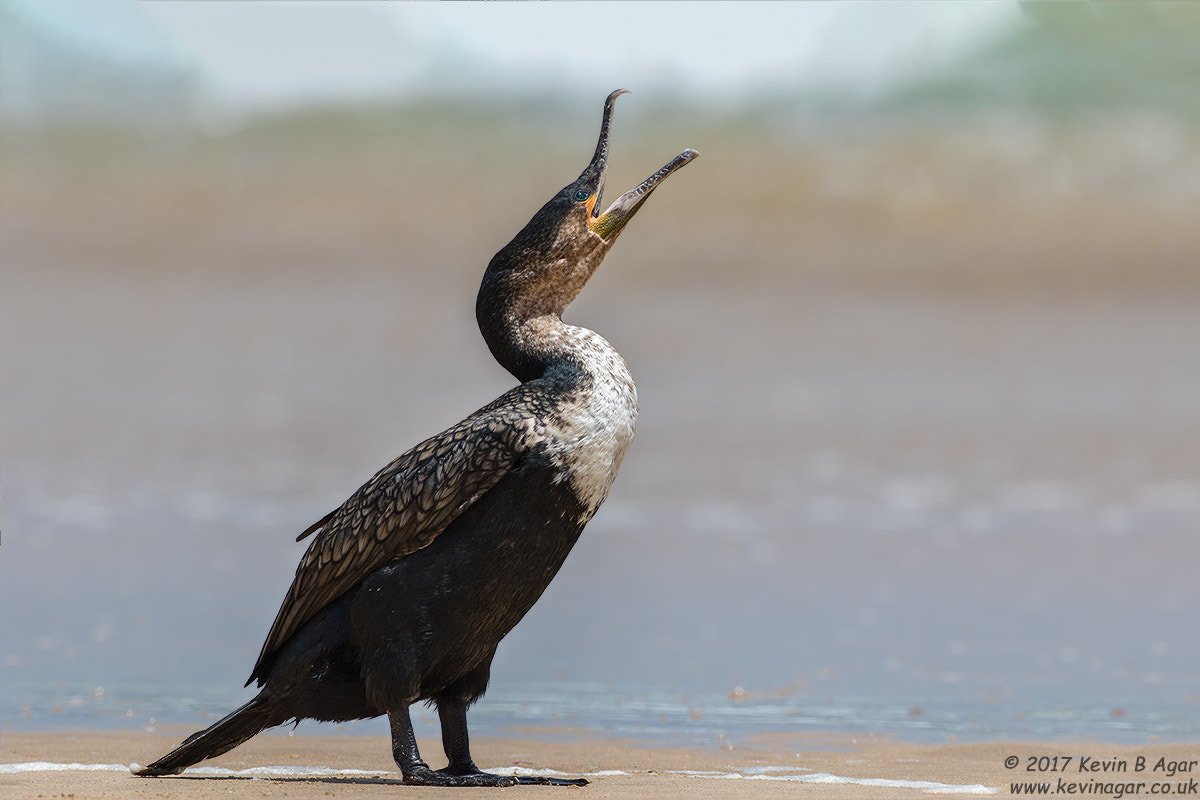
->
xmin=479 ymin=304 xmax=587 ymax=383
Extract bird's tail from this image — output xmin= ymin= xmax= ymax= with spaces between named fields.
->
xmin=133 ymin=693 xmax=287 ymax=777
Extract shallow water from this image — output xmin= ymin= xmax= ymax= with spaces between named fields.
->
xmin=7 ymin=678 xmax=1199 ymax=747
xmin=3 ymin=126 xmax=1199 ymax=746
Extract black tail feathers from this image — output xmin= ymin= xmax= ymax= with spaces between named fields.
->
xmin=134 ymin=694 xmax=285 ymax=777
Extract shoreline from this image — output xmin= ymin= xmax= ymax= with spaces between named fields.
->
xmin=4 ymin=730 xmax=1200 ymax=798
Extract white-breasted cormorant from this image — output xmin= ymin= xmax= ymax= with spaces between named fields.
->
xmin=135 ymin=90 xmax=697 ymax=787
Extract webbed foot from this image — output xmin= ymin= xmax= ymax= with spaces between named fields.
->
xmin=403 ymin=763 xmax=518 ymax=787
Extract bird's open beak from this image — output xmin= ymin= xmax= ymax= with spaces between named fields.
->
xmin=577 ymin=89 xmax=699 ymax=243
xmin=589 ymin=148 xmax=699 ymax=242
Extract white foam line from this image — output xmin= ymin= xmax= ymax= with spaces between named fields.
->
xmin=0 ymin=762 xmax=619 ymax=779
xmin=672 ymin=769 xmax=998 ymax=794
xmin=0 ymin=762 xmax=389 ymax=777
xmin=744 ymin=765 xmax=816 ymax=775
xmin=184 ymin=765 xmax=386 ymax=777
xmin=1 ymin=762 xmax=133 ymax=773
xmin=485 ymin=766 xmax=626 ymax=777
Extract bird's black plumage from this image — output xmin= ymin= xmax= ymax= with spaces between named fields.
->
xmin=136 ymin=90 xmax=697 ymax=787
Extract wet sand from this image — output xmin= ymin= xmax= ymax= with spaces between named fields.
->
xmin=8 ymin=729 xmax=1200 ymax=798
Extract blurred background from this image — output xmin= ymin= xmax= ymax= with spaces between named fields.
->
xmin=3 ymin=2 xmax=1199 ymax=745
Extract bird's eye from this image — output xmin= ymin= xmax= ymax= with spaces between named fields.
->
xmin=574 ymin=190 xmax=590 ymax=202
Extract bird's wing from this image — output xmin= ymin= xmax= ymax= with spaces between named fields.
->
xmin=248 ymin=394 xmax=546 ymax=685
xmin=294 ymin=509 xmax=335 ymax=542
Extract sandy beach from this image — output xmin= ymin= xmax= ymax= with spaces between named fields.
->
xmin=4 ymin=730 xmax=1200 ymax=798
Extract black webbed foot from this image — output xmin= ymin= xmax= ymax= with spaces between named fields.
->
xmin=399 ymin=697 xmax=588 ymax=787
xmin=403 ymin=763 xmax=518 ymax=787
xmin=427 ymin=762 xmax=589 ymax=787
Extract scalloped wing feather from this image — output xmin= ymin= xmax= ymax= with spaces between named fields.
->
xmin=248 ymin=393 xmax=549 ymax=686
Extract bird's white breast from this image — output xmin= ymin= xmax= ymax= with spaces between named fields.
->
xmin=543 ymin=327 xmax=638 ymax=521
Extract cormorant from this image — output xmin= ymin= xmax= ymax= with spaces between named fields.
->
xmin=135 ymin=90 xmax=697 ymax=787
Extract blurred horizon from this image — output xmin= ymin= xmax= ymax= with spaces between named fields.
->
xmin=6 ymin=2 xmax=1200 ymax=128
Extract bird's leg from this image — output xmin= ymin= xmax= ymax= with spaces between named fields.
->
xmin=390 ymin=704 xmax=516 ymax=787
xmin=436 ymin=695 xmax=483 ymax=776
xmin=389 ymin=706 xmax=433 ymax=782
xmin=436 ymin=696 xmax=588 ymax=787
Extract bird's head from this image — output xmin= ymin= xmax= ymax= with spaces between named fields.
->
xmin=480 ymin=89 xmax=699 ymax=322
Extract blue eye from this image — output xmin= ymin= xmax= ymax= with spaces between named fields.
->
xmin=574 ymin=190 xmax=589 ymax=202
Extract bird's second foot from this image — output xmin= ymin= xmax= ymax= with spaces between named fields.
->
xmin=444 ymin=762 xmax=588 ymax=786
xmin=403 ymin=762 xmax=588 ymax=787
xmin=403 ymin=763 xmax=517 ymax=787
xmin=447 ymin=762 xmax=589 ymax=787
